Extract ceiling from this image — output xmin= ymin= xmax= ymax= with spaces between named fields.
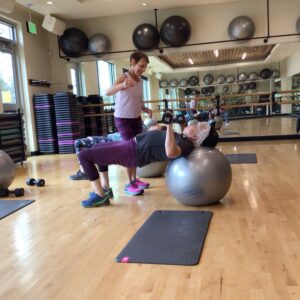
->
xmin=15 ymin=0 xmax=300 ymax=74
xmin=158 ymin=45 xmax=276 ymax=69
xmin=16 ymin=0 xmax=241 ymax=20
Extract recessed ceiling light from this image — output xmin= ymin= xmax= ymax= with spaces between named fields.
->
xmin=213 ymin=49 xmax=219 ymax=58
xmin=188 ymin=58 xmax=194 ymax=65
xmin=140 ymin=3 xmax=148 ymax=6
xmin=242 ymin=52 xmax=247 ymax=60
xmin=46 ymin=1 xmax=54 ymax=4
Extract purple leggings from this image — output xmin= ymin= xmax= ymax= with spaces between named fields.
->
xmin=115 ymin=117 xmax=142 ymax=140
xmin=78 ymin=139 xmax=137 ymax=181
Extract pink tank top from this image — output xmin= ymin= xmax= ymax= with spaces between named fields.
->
xmin=114 ymin=72 xmax=143 ymax=118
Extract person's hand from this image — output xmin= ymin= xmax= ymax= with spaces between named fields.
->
xmin=122 ymin=77 xmax=135 ymax=89
xmin=145 ymin=107 xmax=152 ymax=118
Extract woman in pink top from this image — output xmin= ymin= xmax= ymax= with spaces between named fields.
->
xmin=106 ymin=51 xmax=152 ymax=196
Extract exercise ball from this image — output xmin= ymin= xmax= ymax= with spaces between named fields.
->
xmin=223 ymin=85 xmax=229 ymax=93
xmin=137 ymin=161 xmax=168 ymax=178
xmin=179 ymin=79 xmax=188 ymax=87
xmin=201 ymin=87 xmax=208 ymax=94
xmin=188 ymin=76 xmax=199 ymax=86
xmin=132 ymin=23 xmax=160 ymax=51
xmin=228 ymin=16 xmax=255 ymax=40
xmin=249 ymin=72 xmax=258 ymax=80
xmin=260 ymin=68 xmax=272 ymax=79
xmin=248 ymin=82 xmax=257 ymax=90
xmin=59 ymin=28 xmax=88 ymax=58
xmin=160 ymin=80 xmax=168 ymax=88
xmin=170 ymin=79 xmax=178 ymax=87
xmin=238 ymin=72 xmax=248 ymax=81
xmin=160 ymin=15 xmax=191 ymax=47
xmin=243 ymin=83 xmax=249 ymax=91
xmin=296 ymin=16 xmax=300 ymax=33
xmin=166 ymin=147 xmax=232 ymax=206
xmin=88 ymin=33 xmax=111 ymax=57
xmin=0 ymin=150 xmax=15 ymax=188
xmin=217 ymin=75 xmax=226 ymax=84
xmin=144 ymin=118 xmax=157 ymax=129
xmin=184 ymin=88 xmax=193 ymax=96
xmin=226 ymin=75 xmax=235 ymax=83
xmin=203 ymin=74 xmax=214 ymax=85
xmin=208 ymin=86 xmax=215 ymax=94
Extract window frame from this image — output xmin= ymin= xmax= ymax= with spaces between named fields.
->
xmin=0 ymin=19 xmax=19 ymax=112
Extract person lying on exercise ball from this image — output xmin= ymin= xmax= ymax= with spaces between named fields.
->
xmin=78 ymin=114 xmax=219 ymax=208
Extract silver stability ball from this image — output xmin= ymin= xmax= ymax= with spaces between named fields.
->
xmin=88 ymin=33 xmax=111 ymax=56
xmin=0 ymin=150 xmax=16 ymax=188
xmin=137 ymin=161 xmax=168 ymax=178
xmin=238 ymin=72 xmax=248 ymax=82
xmin=144 ymin=118 xmax=157 ymax=129
xmin=217 ymin=75 xmax=226 ymax=84
xmin=228 ymin=16 xmax=255 ymax=40
xmin=166 ymin=148 xmax=232 ymax=206
xmin=249 ymin=72 xmax=258 ymax=80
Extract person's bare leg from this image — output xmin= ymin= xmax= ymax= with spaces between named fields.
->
xmin=90 ymin=179 xmax=105 ymax=198
xmin=100 ymin=171 xmax=110 ymax=189
xmin=126 ymin=167 xmax=134 ymax=183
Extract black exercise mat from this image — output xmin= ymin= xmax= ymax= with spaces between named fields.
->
xmin=225 ymin=153 xmax=257 ymax=164
xmin=116 ymin=210 xmax=212 ymax=266
xmin=0 ymin=200 xmax=35 ymax=220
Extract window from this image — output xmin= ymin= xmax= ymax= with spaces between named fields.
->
xmin=70 ymin=65 xmax=81 ymax=96
xmin=0 ymin=20 xmax=18 ymax=111
xmin=97 ymin=60 xmax=115 ymax=103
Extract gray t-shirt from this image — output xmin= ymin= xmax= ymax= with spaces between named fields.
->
xmin=135 ymin=130 xmax=194 ymax=167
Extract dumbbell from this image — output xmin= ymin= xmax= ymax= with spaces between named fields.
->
xmin=0 ymin=188 xmax=25 ymax=197
xmin=162 ymin=110 xmax=174 ymax=124
xmin=26 ymin=178 xmax=45 ymax=187
xmin=176 ymin=115 xmax=186 ymax=124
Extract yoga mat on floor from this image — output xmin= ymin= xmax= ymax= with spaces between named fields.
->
xmin=116 ymin=210 xmax=212 ymax=266
xmin=0 ymin=200 xmax=35 ymax=220
xmin=225 ymin=153 xmax=257 ymax=164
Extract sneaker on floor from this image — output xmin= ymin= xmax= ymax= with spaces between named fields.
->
xmin=124 ymin=182 xmax=144 ymax=195
xmin=89 ymin=187 xmax=114 ymax=199
xmin=69 ymin=170 xmax=88 ymax=180
xmin=81 ymin=193 xmax=110 ymax=208
xmin=134 ymin=178 xmax=150 ymax=189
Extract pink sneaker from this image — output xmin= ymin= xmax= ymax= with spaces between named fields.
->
xmin=124 ymin=182 xmax=144 ymax=195
xmin=134 ymin=178 xmax=150 ymax=189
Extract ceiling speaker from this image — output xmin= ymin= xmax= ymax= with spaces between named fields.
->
xmin=0 ymin=0 xmax=15 ymax=13
xmin=42 ymin=14 xmax=66 ymax=36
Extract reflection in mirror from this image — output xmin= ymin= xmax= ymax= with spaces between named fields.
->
xmin=66 ymin=42 xmax=300 ymax=139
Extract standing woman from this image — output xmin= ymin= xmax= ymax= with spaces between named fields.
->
xmin=106 ymin=51 xmax=152 ymax=196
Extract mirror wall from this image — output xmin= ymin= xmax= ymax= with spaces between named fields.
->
xmin=66 ymin=42 xmax=300 ymax=140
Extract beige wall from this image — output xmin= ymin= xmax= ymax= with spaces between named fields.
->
xmin=1 ymin=5 xmax=53 ymax=152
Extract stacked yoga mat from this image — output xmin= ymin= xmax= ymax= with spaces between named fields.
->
xmin=33 ymin=94 xmax=58 ymax=154
xmin=53 ymin=92 xmax=83 ymax=154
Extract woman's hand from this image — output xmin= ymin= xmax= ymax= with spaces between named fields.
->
xmin=143 ymin=107 xmax=152 ymax=118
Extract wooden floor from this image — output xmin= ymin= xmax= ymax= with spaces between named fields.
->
xmin=219 ymin=116 xmax=298 ymax=137
xmin=1 ymin=139 xmax=300 ymax=300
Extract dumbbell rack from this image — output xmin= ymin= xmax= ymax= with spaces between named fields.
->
xmin=0 ymin=111 xmax=26 ymax=164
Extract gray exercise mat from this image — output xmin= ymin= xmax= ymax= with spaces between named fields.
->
xmin=0 ymin=200 xmax=35 ymax=220
xmin=116 ymin=210 xmax=212 ymax=266
xmin=225 ymin=153 xmax=257 ymax=164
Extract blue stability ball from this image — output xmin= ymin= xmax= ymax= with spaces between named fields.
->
xmin=60 ymin=28 xmax=88 ymax=58
xmin=132 ymin=23 xmax=160 ymax=51
xmin=228 ymin=16 xmax=255 ymax=40
xmin=160 ymin=16 xmax=191 ymax=47
xmin=166 ymin=148 xmax=232 ymax=206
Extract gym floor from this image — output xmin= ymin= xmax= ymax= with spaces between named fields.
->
xmin=1 ymin=137 xmax=300 ymax=300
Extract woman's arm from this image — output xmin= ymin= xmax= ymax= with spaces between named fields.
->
xmin=106 ymin=74 xmax=134 ymax=96
xmin=165 ymin=124 xmax=182 ymax=158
